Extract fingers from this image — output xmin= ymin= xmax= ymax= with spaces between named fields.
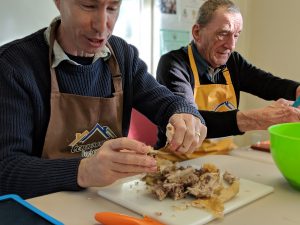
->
xmin=276 ymin=98 xmax=293 ymax=106
xmin=108 ymin=150 xmax=157 ymax=169
xmin=168 ymin=114 xmax=190 ymax=152
xmin=168 ymin=115 xmax=191 ymax=152
xmin=167 ymin=113 xmax=207 ymax=154
xmin=296 ymin=86 xmax=300 ymax=99
xmin=166 ymin=123 xmax=175 ymax=142
xmin=186 ymin=123 xmax=207 ymax=155
xmin=110 ymin=160 xmax=157 ymax=173
xmin=196 ymin=124 xmax=207 ymax=149
xmin=78 ymin=138 xmax=158 ymax=188
xmin=290 ymin=107 xmax=300 ymax=121
xmin=274 ymin=99 xmax=300 ymax=122
xmin=108 ymin=137 xmax=151 ymax=154
xmin=101 ymin=138 xmax=157 ymax=168
xmin=256 ymin=100 xmax=300 ymax=129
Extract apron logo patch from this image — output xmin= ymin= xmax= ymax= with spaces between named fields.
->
xmin=214 ymin=101 xmax=236 ymax=112
xmin=68 ymin=123 xmax=117 ymax=157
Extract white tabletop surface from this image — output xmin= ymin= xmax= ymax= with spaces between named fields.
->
xmin=27 ymin=149 xmax=300 ymax=225
xmin=230 ymin=146 xmax=274 ymax=164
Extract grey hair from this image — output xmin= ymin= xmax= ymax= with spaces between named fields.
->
xmin=196 ymin=0 xmax=240 ymax=26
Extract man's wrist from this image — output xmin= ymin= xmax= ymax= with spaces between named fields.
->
xmin=236 ymin=110 xmax=261 ymax=132
xmin=77 ymin=158 xmax=89 ymax=188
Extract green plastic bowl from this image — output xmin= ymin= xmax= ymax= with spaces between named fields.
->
xmin=268 ymin=122 xmax=300 ymax=190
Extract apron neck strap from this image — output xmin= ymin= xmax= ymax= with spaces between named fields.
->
xmin=188 ymin=44 xmax=201 ymax=87
xmin=49 ymin=20 xmax=60 ymax=93
xmin=222 ymin=68 xmax=232 ymax=85
xmin=106 ymin=43 xmax=123 ymax=93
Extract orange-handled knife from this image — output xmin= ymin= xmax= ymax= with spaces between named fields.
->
xmin=95 ymin=212 xmax=166 ymax=225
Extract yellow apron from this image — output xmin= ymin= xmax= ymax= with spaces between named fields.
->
xmin=187 ymin=44 xmax=237 ymax=158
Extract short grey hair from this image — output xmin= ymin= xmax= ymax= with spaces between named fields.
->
xmin=196 ymin=0 xmax=240 ymax=26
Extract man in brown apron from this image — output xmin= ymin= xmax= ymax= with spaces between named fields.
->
xmin=43 ymin=0 xmax=208 ymax=187
xmin=0 ymin=0 xmax=208 ymax=199
xmin=156 ymin=0 xmax=300 ymax=161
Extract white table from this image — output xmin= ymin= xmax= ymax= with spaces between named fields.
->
xmin=28 ymin=149 xmax=300 ymax=225
xmin=230 ymin=146 xmax=274 ymax=164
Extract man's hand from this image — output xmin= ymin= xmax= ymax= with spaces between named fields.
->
xmin=296 ymin=85 xmax=300 ymax=98
xmin=77 ymin=138 xmax=157 ymax=188
xmin=166 ymin=113 xmax=207 ymax=154
xmin=237 ymin=98 xmax=300 ymax=132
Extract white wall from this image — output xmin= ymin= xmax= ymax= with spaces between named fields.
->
xmin=233 ymin=0 xmax=300 ymax=146
xmin=114 ymin=0 xmax=152 ymax=72
xmin=0 ymin=0 xmax=153 ymax=71
xmin=0 ymin=0 xmax=59 ymax=45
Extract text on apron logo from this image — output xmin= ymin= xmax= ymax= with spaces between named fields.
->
xmin=68 ymin=123 xmax=117 ymax=157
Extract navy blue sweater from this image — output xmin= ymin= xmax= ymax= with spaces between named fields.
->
xmin=0 ymin=29 xmax=201 ymax=198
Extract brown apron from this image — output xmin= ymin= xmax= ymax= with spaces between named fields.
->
xmin=42 ymin=20 xmax=123 ymax=159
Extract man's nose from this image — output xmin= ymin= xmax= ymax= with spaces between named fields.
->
xmin=91 ymin=12 xmax=107 ymax=34
xmin=224 ymin=35 xmax=236 ymax=51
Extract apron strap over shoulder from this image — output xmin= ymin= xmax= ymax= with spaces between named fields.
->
xmin=106 ymin=43 xmax=122 ymax=93
xmin=222 ymin=68 xmax=232 ymax=85
xmin=188 ymin=44 xmax=201 ymax=88
xmin=49 ymin=20 xmax=61 ymax=93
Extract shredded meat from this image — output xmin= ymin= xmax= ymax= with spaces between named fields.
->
xmin=223 ymin=171 xmax=238 ymax=184
xmin=143 ymin=163 xmax=234 ymax=201
xmin=188 ymin=172 xmax=222 ymax=198
xmin=152 ymin=184 xmax=168 ymax=200
xmin=143 ymin=162 xmax=240 ymax=218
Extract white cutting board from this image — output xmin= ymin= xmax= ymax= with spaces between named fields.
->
xmin=98 ymin=168 xmax=273 ymax=225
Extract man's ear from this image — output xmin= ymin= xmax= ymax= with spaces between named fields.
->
xmin=54 ymin=0 xmax=60 ymax=10
xmin=192 ymin=24 xmax=201 ymax=42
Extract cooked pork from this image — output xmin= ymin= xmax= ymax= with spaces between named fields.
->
xmin=143 ymin=163 xmax=235 ymax=201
